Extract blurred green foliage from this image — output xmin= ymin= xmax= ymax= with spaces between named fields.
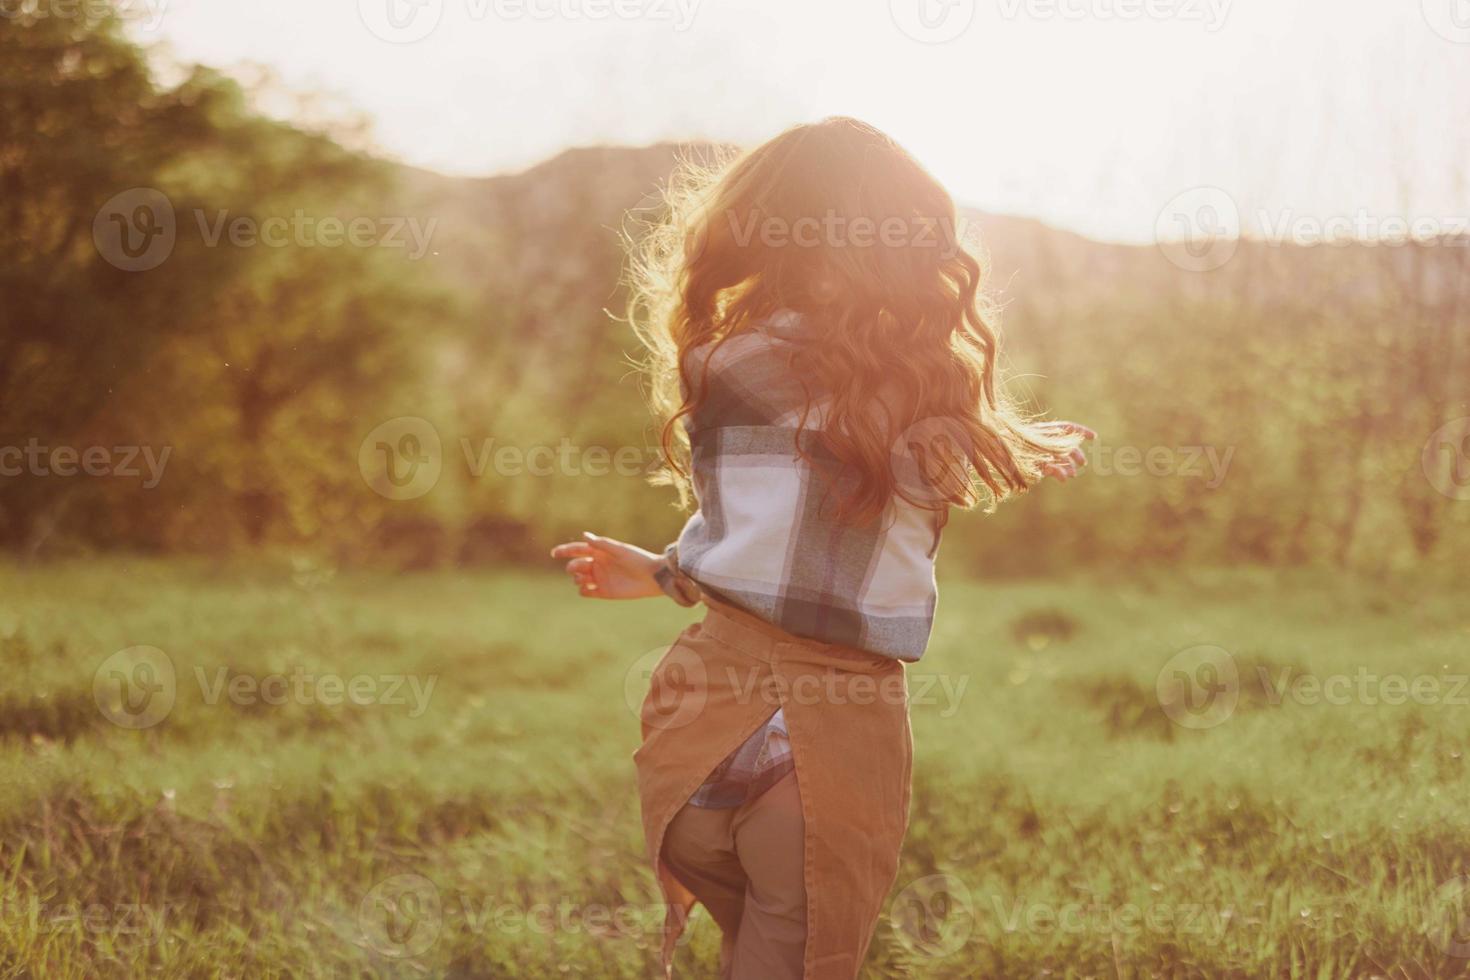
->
xmin=2 ymin=12 xmax=1467 ymax=573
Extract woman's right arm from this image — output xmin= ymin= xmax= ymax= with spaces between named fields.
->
xmin=549 ymin=532 xmax=698 ymax=604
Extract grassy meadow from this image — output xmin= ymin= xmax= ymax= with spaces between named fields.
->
xmin=2 ymin=558 xmax=1469 ymax=978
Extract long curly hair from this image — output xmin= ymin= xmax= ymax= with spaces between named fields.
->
xmin=626 ymin=117 xmax=1079 ymax=524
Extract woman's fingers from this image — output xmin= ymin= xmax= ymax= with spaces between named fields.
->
xmin=553 ymin=535 xmax=633 ymax=598
xmin=1042 ymin=421 xmax=1098 ymax=441
xmin=1042 ymin=460 xmax=1078 ymax=481
xmin=552 ymin=533 xmax=620 ymax=559
xmin=581 ymin=531 xmax=619 ymax=553
xmin=554 ymin=534 xmax=637 ymax=598
xmin=557 ymin=552 xmax=602 ymax=596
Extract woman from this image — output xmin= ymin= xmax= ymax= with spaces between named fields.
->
xmin=552 ymin=117 xmax=1092 ymax=979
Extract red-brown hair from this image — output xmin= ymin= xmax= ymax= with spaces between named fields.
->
xmin=626 ymin=117 xmax=1078 ymax=523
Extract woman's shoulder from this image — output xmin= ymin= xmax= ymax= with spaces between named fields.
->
xmin=686 ymin=312 xmax=802 ymax=375
xmin=683 ymin=313 xmax=821 ymax=430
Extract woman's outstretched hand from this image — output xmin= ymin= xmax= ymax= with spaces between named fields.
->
xmin=550 ymin=532 xmax=666 ymax=599
xmin=1037 ymin=421 xmax=1096 ymax=483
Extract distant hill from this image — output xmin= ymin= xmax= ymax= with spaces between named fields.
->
xmin=376 ymin=143 xmax=1468 ymax=571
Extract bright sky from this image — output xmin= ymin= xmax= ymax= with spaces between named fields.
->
xmin=126 ymin=0 xmax=1468 ymax=243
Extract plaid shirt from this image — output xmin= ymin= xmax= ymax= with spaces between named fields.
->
xmin=684 ymin=708 xmax=794 ymax=808
xmin=654 ymin=310 xmax=942 ymax=807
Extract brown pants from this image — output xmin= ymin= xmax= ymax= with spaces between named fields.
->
xmin=662 ymin=770 xmax=807 ymax=979
xmin=637 ymin=596 xmax=912 ymax=978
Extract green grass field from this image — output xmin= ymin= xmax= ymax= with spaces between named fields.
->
xmin=2 ymin=559 xmax=1468 ymax=978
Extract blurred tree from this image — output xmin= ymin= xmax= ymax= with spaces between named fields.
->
xmin=2 ymin=15 xmax=1466 ymax=572
xmin=0 ymin=10 xmax=237 ymax=550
